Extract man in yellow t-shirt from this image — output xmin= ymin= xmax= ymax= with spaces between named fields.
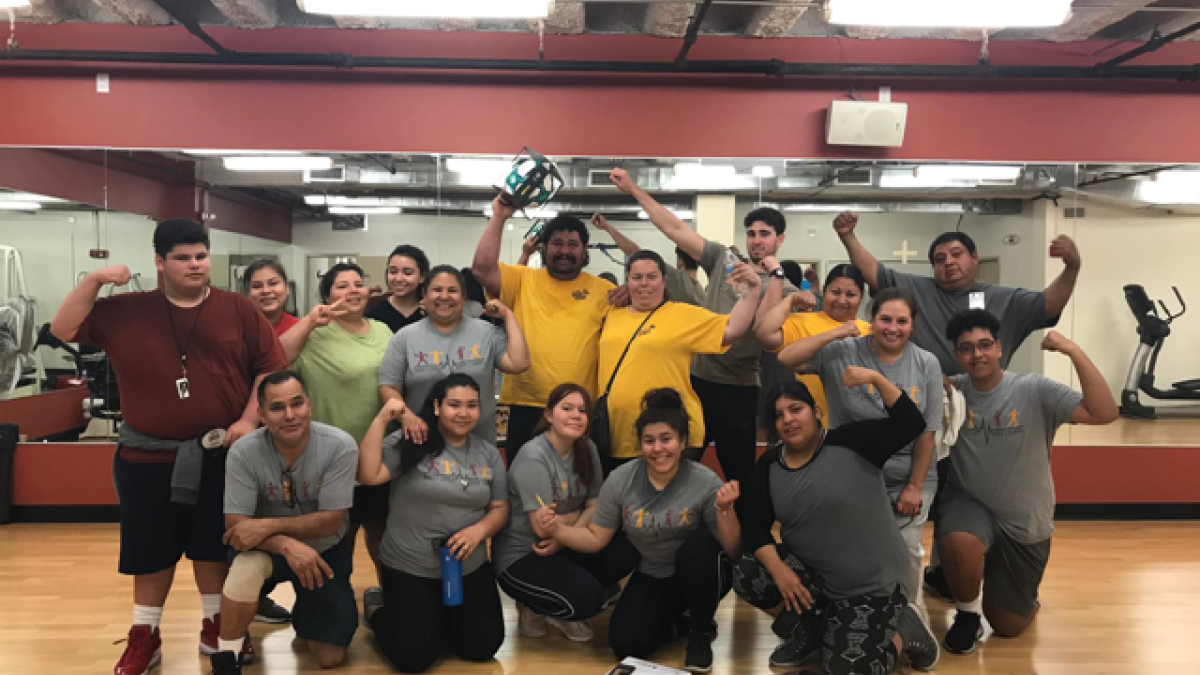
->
xmin=473 ymin=195 xmax=615 ymax=464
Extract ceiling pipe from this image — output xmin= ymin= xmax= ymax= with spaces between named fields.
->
xmin=1097 ymin=20 xmax=1200 ymax=69
xmin=674 ymin=0 xmax=716 ymax=68
xmin=2 ymin=49 xmax=1200 ymax=80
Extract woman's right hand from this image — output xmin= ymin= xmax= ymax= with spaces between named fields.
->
xmin=306 ymin=298 xmax=345 ymax=327
xmin=834 ymin=320 xmax=861 ymax=340
xmin=377 ymin=399 xmax=407 ymax=424
xmin=400 ymin=409 xmax=428 ymax=445
xmin=534 ymin=503 xmax=558 ymax=536
xmin=770 ymin=565 xmax=814 ymax=613
xmin=842 ymin=365 xmax=880 ymax=390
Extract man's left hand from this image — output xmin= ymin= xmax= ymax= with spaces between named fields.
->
xmin=1049 ymin=235 xmax=1081 ymax=269
xmin=225 ymin=419 xmax=257 ymax=447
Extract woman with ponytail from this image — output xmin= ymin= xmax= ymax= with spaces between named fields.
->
xmin=539 ymin=388 xmax=741 ymax=674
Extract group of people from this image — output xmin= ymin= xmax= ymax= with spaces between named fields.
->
xmin=51 ymin=168 xmax=1116 ymax=675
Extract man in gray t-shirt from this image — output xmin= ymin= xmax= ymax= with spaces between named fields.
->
xmin=217 ymin=371 xmax=360 ymax=670
xmin=377 ymin=316 xmax=508 ymax=443
xmin=935 ymin=311 xmax=1115 ymax=654
xmin=832 ymin=211 xmax=1082 ymax=375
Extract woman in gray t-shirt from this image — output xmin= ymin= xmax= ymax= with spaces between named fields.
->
xmin=357 ymin=374 xmax=510 ymax=674
xmin=492 ymin=383 xmax=639 ymax=643
xmin=540 ymin=388 xmax=741 ymax=674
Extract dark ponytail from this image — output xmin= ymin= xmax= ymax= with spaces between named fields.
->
xmin=634 ymin=388 xmax=690 ymax=446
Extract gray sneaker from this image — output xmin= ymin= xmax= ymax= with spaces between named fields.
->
xmin=898 ymin=603 xmax=940 ymax=672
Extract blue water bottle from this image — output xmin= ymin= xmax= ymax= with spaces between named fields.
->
xmin=439 ymin=542 xmax=464 ymax=607
xmin=800 ymin=279 xmax=812 ymax=292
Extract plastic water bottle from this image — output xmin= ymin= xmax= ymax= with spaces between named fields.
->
xmin=440 ymin=546 xmax=464 ymax=607
xmin=724 ymin=248 xmax=748 ymax=296
xmin=800 ymin=278 xmax=812 ymax=292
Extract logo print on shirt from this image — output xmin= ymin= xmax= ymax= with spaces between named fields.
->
xmin=572 ymin=289 xmax=590 ymax=301
xmin=431 ymin=349 xmax=442 ymax=365
xmin=471 ymin=344 xmax=481 ymax=359
xmin=634 ymin=508 xmax=649 ymax=529
xmin=416 ymin=351 xmax=429 ymax=366
xmin=678 ymin=507 xmax=692 ymax=526
xmin=1007 ymin=409 xmax=1020 ymax=428
xmin=962 ymin=407 xmax=1025 ymax=442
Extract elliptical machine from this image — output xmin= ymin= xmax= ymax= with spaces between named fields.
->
xmin=1120 ymin=284 xmax=1200 ymax=419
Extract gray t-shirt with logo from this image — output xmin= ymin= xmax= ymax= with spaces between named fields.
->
xmin=949 ymin=372 xmax=1081 ymax=544
xmin=692 ymin=239 xmax=793 ymax=387
xmin=810 ymin=336 xmax=942 ymax=489
xmin=380 ymin=432 xmax=508 ymax=578
xmin=492 ymin=434 xmax=604 ymax=574
xmin=877 ymin=263 xmax=1051 ymax=375
xmin=224 ymin=422 xmax=359 ymax=553
xmin=665 ymin=266 xmax=705 ymax=307
xmin=378 ymin=317 xmax=508 ymax=443
xmin=593 ymin=459 xmax=723 ymax=579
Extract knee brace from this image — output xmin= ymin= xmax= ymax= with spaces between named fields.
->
xmin=223 ymin=551 xmax=273 ymax=603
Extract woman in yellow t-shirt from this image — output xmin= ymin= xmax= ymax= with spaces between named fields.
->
xmin=754 ymin=264 xmax=871 ymax=424
xmin=597 ymin=250 xmax=762 ymax=475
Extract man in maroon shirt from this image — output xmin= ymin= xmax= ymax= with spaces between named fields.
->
xmin=51 ymin=220 xmax=287 ymax=675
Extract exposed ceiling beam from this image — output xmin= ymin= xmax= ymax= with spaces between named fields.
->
xmin=208 ymin=0 xmax=280 ymax=30
xmin=537 ymin=2 xmax=585 ymax=35
xmin=1050 ymin=0 xmax=1159 ymax=42
xmin=645 ymin=1 xmax=695 ymax=38
xmin=87 ymin=0 xmax=173 ymax=26
xmin=12 ymin=0 xmax=63 ymax=24
xmin=744 ymin=0 xmax=806 ymax=38
xmin=843 ymin=26 xmax=891 ymax=39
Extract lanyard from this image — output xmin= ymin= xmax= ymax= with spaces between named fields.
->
xmin=163 ymin=286 xmax=210 ymax=380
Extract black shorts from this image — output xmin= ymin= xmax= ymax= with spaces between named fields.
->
xmin=265 ymin=538 xmax=358 ymax=647
xmin=349 ymin=483 xmax=390 ymax=527
xmin=113 ymin=447 xmax=228 ymax=575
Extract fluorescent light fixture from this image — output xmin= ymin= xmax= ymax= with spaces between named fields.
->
xmin=446 ymin=158 xmax=511 ymax=174
xmin=329 ymin=206 xmax=401 ymax=215
xmin=1137 ymin=170 xmax=1200 ymax=204
xmin=825 ymin=0 xmax=1071 ymax=28
xmin=0 ymin=201 xmax=42 ymax=211
xmin=308 ymin=196 xmax=406 ymax=207
xmin=184 ymin=149 xmax=301 ymax=156
xmin=0 ymin=191 xmax=65 ymax=203
xmin=297 ymin=0 xmax=553 ymax=19
xmin=666 ymin=163 xmax=757 ymax=191
xmin=483 ymin=207 xmax=559 ymax=219
xmin=880 ymin=165 xmax=1021 ymax=188
xmin=784 ymin=204 xmax=885 ymax=213
xmin=638 ymin=209 xmax=695 ymax=220
xmin=224 ymin=156 xmax=333 ymax=172
xmin=751 ymin=166 xmax=776 ymax=178
xmin=0 ymin=1 xmax=32 ymax=8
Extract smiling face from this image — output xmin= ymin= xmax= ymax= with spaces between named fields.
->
xmin=639 ymin=422 xmax=685 ymax=475
xmin=326 ymin=269 xmax=367 ymax=316
xmin=435 ymin=385 xmax=481 ymax=441
xmin=258 ymin=377 xmax=311 ymax=449
xmin=627 ymin=259 xmax=666 ymax=311
xmin=544 ymin=230 xmax=587 ymax=279
xmin=387 ymin=254 xmax=424 ymax=301
xmin=424 ymin=271 xmax=465 ymax=325
xmin=248 ymin=266 xmax=289 ymax=319
xmin=156 ymin=243 xmax=211 ymax=295
xmin=744 ymin=221 xmax=784 ymax=264
xmin=871 ymin=299 xmax=914 ymax=353
xmin=545 ymin=391 xmax=589 ymax=442
xmin=773 ymin=395 xmax=819 ymax=450
xmin=822 ymin=277 xmax=863 ymax=323
xmin=931 ymin=240 xmax=979 ymax=291
xmin=953 ymin=327 xmax=1003 ymax=382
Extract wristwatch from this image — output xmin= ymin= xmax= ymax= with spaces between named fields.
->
xmin=769 ymin=267 xmax=786 ymax=279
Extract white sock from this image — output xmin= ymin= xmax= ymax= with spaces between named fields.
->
xmin=201 ymin=594 xmax=221 ymax=622
xmin=132 ymin=604 xmax=163 ymax=629
xmin=218 ymin=638 xmax=242 ymax=654
xmin=956 ymin=595 xmax=983 ymax=616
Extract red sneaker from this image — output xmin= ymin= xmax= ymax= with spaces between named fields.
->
xmin=199 ymin=614 xmax=255 ymax=664
xmin=113 ymin=625 xmax=162 ymax=675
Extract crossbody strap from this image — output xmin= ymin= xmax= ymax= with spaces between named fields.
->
xmin=600 ymin=303 xmax=663 ymax=396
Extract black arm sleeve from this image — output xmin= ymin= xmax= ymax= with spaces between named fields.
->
xmin=739 ymin=447 xmax=781 ymax=554
xmin=824 ymin=392 xmax=926 ymax=470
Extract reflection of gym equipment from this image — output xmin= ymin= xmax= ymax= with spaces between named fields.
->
xmin=37 ymin=324 xmax=124 ymax=437
xmin=1120 ymin=284 xmax=1200 ymax=419
xmin=0 ymin=246 xmax=42 ymax=398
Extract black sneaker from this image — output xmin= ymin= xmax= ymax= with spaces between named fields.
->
xmin=897 ymin=603 xmax=940 ymax=672
xmin=943 ymin=610 xmax=984 ymax=655
xmin=253 ymin=596 xmax=292 ymax=624
xmin=210 ymin=650 xmax=241 ymax=675
xmin=923 ymin=566 xmax=954 ymax=603
xmin=684 ymin=633 xmax=714 ymax=674
xmin=768 ymin=634 xmax=820 ymax=668
xmin=363 ymin=586 xmax=385 ymax=626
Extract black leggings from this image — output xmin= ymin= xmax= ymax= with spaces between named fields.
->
xmin=608 ymin=528 xmax=732 ymax=660
xmin=504 ymin=405 xmax=544 ymax=466
xmin=369 ymin=562 xmax=505 ymax=673
xmin=691 ymin=375 xmax=759 ymax=485
xmin=498 ymin=532 xmax=639 ymax=620
xmin=732 ymin=544 xmax=902 ymax=675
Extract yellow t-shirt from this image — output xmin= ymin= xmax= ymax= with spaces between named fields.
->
xmin=599 ymin=302 xmax=730 ymax=458
xmin=498 ymin=263 xmax=615 ymax=408
xmin=779 ymin=312 xmax=873 ymax=425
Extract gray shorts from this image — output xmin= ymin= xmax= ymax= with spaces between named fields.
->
xmin=935 ymin=486 xmax=1051 ymax=618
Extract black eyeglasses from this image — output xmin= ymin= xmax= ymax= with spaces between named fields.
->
xmin=954 ymin=339 xmax=996 ymax=355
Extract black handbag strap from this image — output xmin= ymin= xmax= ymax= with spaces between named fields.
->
xmin=600 ymin=303 xmax=663 ymax=397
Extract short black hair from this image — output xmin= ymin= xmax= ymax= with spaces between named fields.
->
xmin=675 ymin=247 xmax=699 ymax=272
xmin=870 ymin=287 xmax=919 ymax=321
xmin=319 ymin=262 xmax=365 ymax=303
xmin=824 ymin=263 xmax=865 ymax=293
xmin=153 ymin=219 xmax=209 ymax=258
xmin=945 ymin=310 xmax=1001 ymax=345
xmin=242 ymin=259 xmax=287 ymax=295
xmin=539 ymin=215 xmax=590 ymax=246
xmin=744 ymin=207 xmax=786 ymax=236
xmin=460 ymin=267 xmax=487 ymax=305
xmin=928 ymin=232 xmax=977 ymax=265
xmin=423 ymin=265 xmax=465 ymax=297
xmin=257 ymin=369 xmax=308 ymax=407
xmin=388 ymin=244 xmax=431 ymax=278
xmin=779 ymin=260 xmax=805 ymax=289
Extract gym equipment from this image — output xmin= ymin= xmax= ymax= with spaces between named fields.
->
xmin=1120 ymin=283 xmax=1200 ymax=419
xmin=498 ymin=147 xmax=564 ymax=211
xmin=0 ymin=246 xmax=41 ymax=398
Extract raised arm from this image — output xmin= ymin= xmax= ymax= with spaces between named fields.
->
xmin=832 ymin=211 xmax=880 ymax=289
xmin=516 ymin=235 xmax=539 ymax=267
xmin=723 ymin=263 xmax=762 ymax=346
xmin=279 ymin=299 xmax=343 ymax=363
xmin=826 ymin=366 xmax=926 ymax=468
xmin=358 ymin=400 xmax=406 ymax=486
xmin=777 ymin=320 xmax=860 ymax=371
xmin=592 ymin=213 xmax=642 ymax=258
xmin=1044 ymin=235 xmax=1081 ymax=321
xmin=755 ymin=256 xmax=816 ymax=351
xmin=1041 ymin=331 xmax=1118 ymax=425
xmin=487 ymin=299 xmax=530 ymax=374
xmin=609 ymin=168 xmax=705 ymax=261
xmin=472 ymin=195 xmax=518 ymax=297
xmin=50 ymin=265 xmax=130 ymax=342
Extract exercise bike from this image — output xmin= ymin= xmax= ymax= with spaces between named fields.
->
xmin=1120 ymin=284 xmax=1200 ymax=419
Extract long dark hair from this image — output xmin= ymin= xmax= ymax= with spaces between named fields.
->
xmin=532 ymin=383 xmax=596 ymax=489
xmin=397 ymin=373 xmax=482 ymax=475
xmin=761 ymin=380 xmax=820 ymax=444
xmin=635 ymin=388 xmax=690 ymax=447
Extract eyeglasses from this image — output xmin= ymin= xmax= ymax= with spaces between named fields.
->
xmin=954 ymin=340 xmax=996 ymax=355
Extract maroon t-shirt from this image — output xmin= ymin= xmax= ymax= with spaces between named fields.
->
xmin=75 ymin=289 xmax=288 ymax=440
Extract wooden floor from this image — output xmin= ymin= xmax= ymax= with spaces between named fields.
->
xmin=1 ymin=522 xmax=1198 ymax=675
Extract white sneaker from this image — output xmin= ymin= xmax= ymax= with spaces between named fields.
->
xmin=517 ymin=603 xmax=547 ymax=638
xmin=547 ymin=617 xmax=595 ymax=642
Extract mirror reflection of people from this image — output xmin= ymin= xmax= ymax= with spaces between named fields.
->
xmin=366 ymin=245 xmax=430 ymax=333
xmin=211 ymin=370 xmax=358 ymax=675
xmin=243 ymin=259 xmax=298 ymax=337
xmin=938 ymin=312 xmax=1116 ymax=656
xmin=358 ymin=374 xmax=509 ymax=673
xmin=50 ymin=219 xmax=287 ymax=675
xmin=591 ymin=214 xmax=705 ymax=307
